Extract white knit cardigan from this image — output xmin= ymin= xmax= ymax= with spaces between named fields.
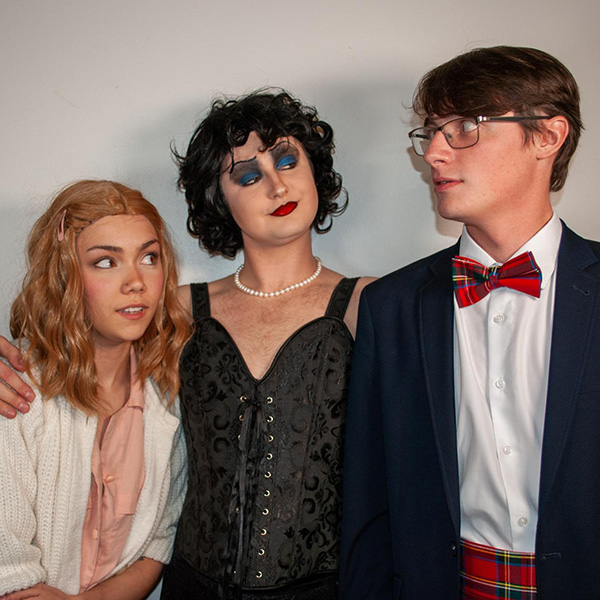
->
xmin=0 ymin=376 xmax=187 ymax=596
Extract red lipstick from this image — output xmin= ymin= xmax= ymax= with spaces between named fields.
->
xmin=271 ymin=202 xmax=297 ymax=217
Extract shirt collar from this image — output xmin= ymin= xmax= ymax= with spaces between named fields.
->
xmin=458 ymin=212 xmax=562 ymax=290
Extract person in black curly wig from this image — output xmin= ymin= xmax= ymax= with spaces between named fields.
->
xmin=175 ymin=89 xmax=348 ymax=258
xmin=159 ymin=89 xmax=374 ymax=600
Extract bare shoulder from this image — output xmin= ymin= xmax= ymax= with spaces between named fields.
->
xmin=344 ymin=276 xmax=377 ymax=339
xmin=177 ymin=278 xmax=234 ymax=324
xmin=205 ymin=275 xmax=236 ymax=312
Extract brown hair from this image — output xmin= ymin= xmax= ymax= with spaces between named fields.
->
xmin=412 ymin=46 xmax=583 ymax=191
xmin=10 ymin=180 xmax=190 ymax=414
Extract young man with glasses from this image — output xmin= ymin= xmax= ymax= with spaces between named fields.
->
xmin=340 ymin=46 xmax=598 ymax=599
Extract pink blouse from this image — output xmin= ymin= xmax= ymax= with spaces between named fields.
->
xmin=79 ymin=364 xmax=146 ymax=592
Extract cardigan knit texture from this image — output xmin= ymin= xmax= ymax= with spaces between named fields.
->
xmin=0 ymin=374 xmax=187 ymax=596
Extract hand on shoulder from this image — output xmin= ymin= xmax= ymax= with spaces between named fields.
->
xmin=0 ymin=336 xmax=35 ymax=419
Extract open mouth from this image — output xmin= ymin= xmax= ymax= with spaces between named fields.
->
xmin=271 ymin=202 xmax=297 ymax=217
xmin=117 ymin=306 xmax=147 ymax=318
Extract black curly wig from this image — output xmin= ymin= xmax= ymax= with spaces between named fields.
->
xmin=174 ymin=89 xmax=348 ymax=258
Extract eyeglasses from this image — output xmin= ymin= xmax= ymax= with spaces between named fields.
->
xmin=408 ymin=115 xmax=552 ymax=156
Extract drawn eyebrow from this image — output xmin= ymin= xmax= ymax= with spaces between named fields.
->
xmin=229 ymin=139 xmax=293 ymax=172
xmin=230 ymin=155 xmax=258 ymax=171
xmin=85 ymin=239 xmax=159 ymax=253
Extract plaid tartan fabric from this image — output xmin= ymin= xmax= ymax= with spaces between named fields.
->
xmin=460 ymin=539 xmax=536 ymax=600
xmin=452 ymin=251 xmax=542 ymax=308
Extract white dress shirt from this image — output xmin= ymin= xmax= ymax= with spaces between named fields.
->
xmin=455 ymin=213 xmax=562 ymax=552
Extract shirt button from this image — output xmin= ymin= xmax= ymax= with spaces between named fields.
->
xmin=517 ymin=516 xmax=528 ymax=527
xmin=92 ymin=528 xmax=99 ymax=540
xmin=503 ymin=445 xmax=512 ymax=455
xmin=104 ymin=475 xmax=115 ymax=483
xmin=493 ymin=314 xmax=505 ymax=324
xmin=495 ymin=378 xmax=505 ymax=390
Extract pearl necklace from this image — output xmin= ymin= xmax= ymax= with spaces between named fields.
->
xmin=234 ymin=257 xmax=322 ymax=298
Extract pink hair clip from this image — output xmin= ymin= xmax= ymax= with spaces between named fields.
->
xmin=57 ymin=209 xmax=67 ymax=242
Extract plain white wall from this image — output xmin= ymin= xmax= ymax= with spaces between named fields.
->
xmin=1 ymin=0 xmax=598 ymax=596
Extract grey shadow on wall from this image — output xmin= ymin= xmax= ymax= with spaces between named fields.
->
xmin=116 ymin=96 xmax=233 ymax=286
xmin=0 ymin=205 xmax=38 ymax=335
xmin=305 ymin=76 xmax=462 ymax=276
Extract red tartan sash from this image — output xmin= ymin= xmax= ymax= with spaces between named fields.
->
xmin=460 ymin=539 xmax=537 ymax=600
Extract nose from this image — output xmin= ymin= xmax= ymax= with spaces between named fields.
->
xmin=423 ymin=130 xmax=453 ymax=166
xmin=122 ymin=264 xmax=146 ymax=294
xmin=265 ymin=169 xmax=288 ymax=198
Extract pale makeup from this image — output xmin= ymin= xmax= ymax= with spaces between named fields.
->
xmin=219 ymin=132 xmax=319 ymax=249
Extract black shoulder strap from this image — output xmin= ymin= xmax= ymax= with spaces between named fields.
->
xmin=325 ymin=277 xmax=359 ymax=319
xmin=190 ymin=282 xmax=211 ymax=321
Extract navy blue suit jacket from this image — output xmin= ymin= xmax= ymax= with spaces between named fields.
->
xmin=340 ymin=223 xmax=600 ymax=599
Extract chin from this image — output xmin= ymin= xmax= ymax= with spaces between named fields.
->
xmin=435 ymin=197 xmax=475 ymax=224
xmin=436 ymin=204 xmax=463 ymax=223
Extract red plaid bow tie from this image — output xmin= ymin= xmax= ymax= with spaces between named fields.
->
xmin=452 ymin=251 xmax=542 ymax=308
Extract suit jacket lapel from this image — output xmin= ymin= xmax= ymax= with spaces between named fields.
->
xmin=539 ymin=224 xmax=600 ymax=510
xmin=419 ymin=242 xmax=461 ymax=533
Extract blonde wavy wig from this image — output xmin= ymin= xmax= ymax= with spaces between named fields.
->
xmin=10 ymin=180 xmax=191 ymax=414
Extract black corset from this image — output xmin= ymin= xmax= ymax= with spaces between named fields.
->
xmin=170 ymin=279 xmax=357 ymax=594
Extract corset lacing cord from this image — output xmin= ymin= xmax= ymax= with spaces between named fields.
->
xmin=221 ymin=396 xmax=269 ymax=599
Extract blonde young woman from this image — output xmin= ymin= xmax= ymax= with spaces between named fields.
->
xmin=0 ymin=181 xmax=190 ymax=600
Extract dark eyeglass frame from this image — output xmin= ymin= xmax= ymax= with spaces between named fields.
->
xmin=408 ymin=115 xmax=553 ymax=156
